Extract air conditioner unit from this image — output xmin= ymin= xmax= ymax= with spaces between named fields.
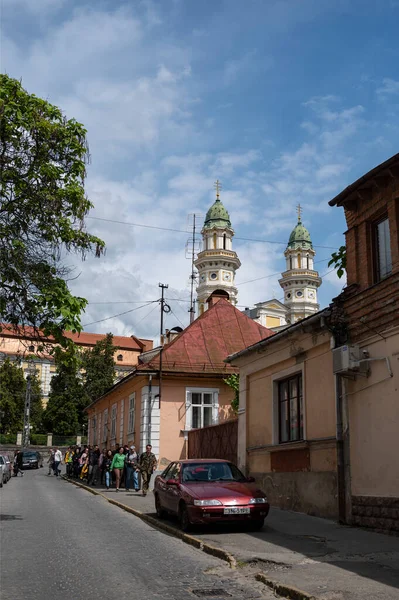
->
xmin=332 ymin=345 xmax=362 ymax=374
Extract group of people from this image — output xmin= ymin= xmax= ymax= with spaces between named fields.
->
xmin=49 ymin=443 xmax=157 ymax=496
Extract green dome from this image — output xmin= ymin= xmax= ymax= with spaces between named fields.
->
xmin=203 ymin=198 xmax=232 ymax=229
xmin=287 ymin=220 xmax=313 ymax=249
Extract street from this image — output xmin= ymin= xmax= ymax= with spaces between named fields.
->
xmin=0 ymin=468 xmax=274 ymax=600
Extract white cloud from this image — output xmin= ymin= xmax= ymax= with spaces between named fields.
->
xmin=376 ymin=78 xmax=399 ymax=96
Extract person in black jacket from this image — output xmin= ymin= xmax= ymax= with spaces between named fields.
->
xmin=88 ymin=445 xmax=101 ymax=486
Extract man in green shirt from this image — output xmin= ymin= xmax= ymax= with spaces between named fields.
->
xmin=110 ymin=447 xmax=126 ymax=492
xmin=139 ymin=444 xmax=157 ymax=496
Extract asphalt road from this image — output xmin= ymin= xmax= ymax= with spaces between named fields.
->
xmin=0 ymin=468 xmax=274 ymax=600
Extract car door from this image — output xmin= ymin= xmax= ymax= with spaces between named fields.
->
xmin=163 ymin=462 xmax=182 ymax=515
xmin=156 ymin=463 xmax=175 ymax=508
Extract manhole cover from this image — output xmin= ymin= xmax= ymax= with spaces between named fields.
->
xmin=192 ymin=590 xmax=232 ymax=597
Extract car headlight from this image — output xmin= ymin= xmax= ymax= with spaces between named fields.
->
xmin=249 ymin=497 xmax=268 ymax=504
xmin=193 ymin=499 xmax=223 ymax=506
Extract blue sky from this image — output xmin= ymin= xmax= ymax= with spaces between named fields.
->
xmin=2 ymin=0 xmax=399 ymax=339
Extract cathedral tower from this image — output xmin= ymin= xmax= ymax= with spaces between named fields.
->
xmin=279 ymin=206 xmax=321 ymax=323
xmin=195 ymin=181 xmax=241 ymax=315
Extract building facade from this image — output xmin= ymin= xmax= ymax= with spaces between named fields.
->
xmin=228 ymin=310 xmax=338 ymax=519
xmin=86 ymin=299 xmax=273 ymax=464
xmin=329 ymin=152 xmax=399 ymax=533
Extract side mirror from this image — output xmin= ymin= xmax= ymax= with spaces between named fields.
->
xmin=166 ymin=479 xmax=179 ymax=486
xmin=246 ymin=476 xmax=255 ymax=483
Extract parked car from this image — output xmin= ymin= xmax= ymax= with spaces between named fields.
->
xmin=20 ymin=450 xmax=43 ymax=469
xmin=0 ymin=461 xmax=6 ymax=487
xmin=153 ymin=459 xmax=270 ymax=531
xmin=0 ymin=454 xmax=12 ymax=483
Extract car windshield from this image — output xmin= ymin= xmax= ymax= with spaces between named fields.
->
xmin=182 ymin=462 xmax=246 ymax=483
xmin=23 ymin=452 xmax=37 ymax=459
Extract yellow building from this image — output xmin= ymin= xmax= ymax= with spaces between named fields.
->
xmin=0 ymin=326 xmax=153 ymax=406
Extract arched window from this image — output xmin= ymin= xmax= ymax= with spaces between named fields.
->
xmin=213 ymin=232 xmax=217 ymax=249
xmin=223 ymin=233 xmax=227 ymax=250
xmin=289 ymin=256 xmax=292 ymax=270
xmin=297 ymin=253 xmax=301 ymax=268
xmin=306 ymin=254 xmax=309 ymax=269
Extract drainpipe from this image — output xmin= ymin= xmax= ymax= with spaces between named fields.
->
xmin=147 ymin=374 xmax=152 ymax=447
xmin=335 ymin=372 xmax=346 ymax=523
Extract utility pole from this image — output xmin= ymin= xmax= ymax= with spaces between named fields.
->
xmin=22 ymin=374 xmax=32 ymax=448
xmin=186 ymin=213 xmax=201 ymax=324
xmin=189 ymin=214 xmax=197 ymax=323
xmin=158 ymin=283 xmax=170 ymax=410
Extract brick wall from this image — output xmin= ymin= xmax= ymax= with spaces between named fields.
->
xmin=339 ymin=172 xmax=399 ymax=341
xmin=352 ymin=496 xmax=399 ymax=536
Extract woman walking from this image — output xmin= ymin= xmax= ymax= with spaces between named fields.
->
xmin=103 ymin=450 xmax=113 ymax=490
xmin=110 ymin=447 xmax=126 ymax=492
xmin=125 ymin=445 xmax=140 ymax=492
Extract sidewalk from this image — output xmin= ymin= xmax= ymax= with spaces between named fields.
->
xmin=68 ymin=478 xmax=399 ymax=600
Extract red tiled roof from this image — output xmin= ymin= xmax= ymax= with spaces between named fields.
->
xmin=138 ymin=298 xmax=274 ymax=374
xmin=0 ymin=324 xmax=151 ymax=352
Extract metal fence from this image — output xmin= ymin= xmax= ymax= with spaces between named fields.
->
xmin=188 ymin=419 xmax=238 ymax=465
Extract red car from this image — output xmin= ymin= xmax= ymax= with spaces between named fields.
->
xmin=153 ymin=459 xmax=269 ymax=531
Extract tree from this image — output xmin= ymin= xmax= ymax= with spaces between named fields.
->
xmin=0 ymin=358 xmax=25 ymax=433
xmin=328 ymin=245 xmax=346 ymax=279
xmin=43 ymin=358 xmax=83 ymax=436
xmin=0 ymin=75 xmax=105 ymax=351
xmin=81 ymin=333 xmax=116 ymax=405
xmin=43 ymin=334 xmax=117 ymax=435
xmin=224 ymin=373 xmax=239 ymax=413
xmin=29 ymin=372 xmax=44 ymax=432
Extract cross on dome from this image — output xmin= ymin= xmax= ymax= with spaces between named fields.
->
xmin=214 ymin=179 xmax=222 ymax=200
xmin=297 ymin=203 xmax=302 ymax=222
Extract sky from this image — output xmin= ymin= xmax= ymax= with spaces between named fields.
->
xmin=1 ymin=0 xmax=399 ymax=341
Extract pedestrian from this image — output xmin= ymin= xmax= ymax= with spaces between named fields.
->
xmin=53 ymin=447 xmax=63 ymax=477
xmin=125 ymin=445 xmax=140 ymax=492
xmin=47 ymin=450 xmax=54 ymax=476
xmin=88 ymin=445 xmax=101 ymax=486
xmin=110 ymin=446 xmax=126 ymax=492
xmin=99 ymin=449 xmax=107 ymax=485
xmin=139 ymin=444 xmax=157 ymax=496
xmin=103 ymin=450 xmax=113 ymax=490
xmin=65 ymin=446 xmax=74 ymax=478
xmin=73 ymin=448 xmax=81 ymax=478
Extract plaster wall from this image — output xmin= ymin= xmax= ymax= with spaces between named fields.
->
xmin=159 ymin=377 xmax=234 ymax=464
xmin=346 ymin=330 xmax=399 ymax=498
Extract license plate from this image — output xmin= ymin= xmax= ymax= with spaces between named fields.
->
xmin=223 ymin=507 xmax=250 ymax=515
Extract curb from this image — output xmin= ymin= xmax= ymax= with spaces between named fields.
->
xmin=255 ymin=573 xmax=317 ymax=600
xmin=63 ymin=476 xmax=236 ymax=568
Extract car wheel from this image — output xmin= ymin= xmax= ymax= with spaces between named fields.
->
xmin=179 ymin=503 xmax=191 ymax=532
xmin=250 ymin=519 xmax=265 ymax=531
xmin=155 ymin=494 xmax=167 ymax=519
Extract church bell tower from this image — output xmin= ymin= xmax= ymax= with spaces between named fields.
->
xmin=195 ymin=181 xmax=241 ymax=315
xmin=279 ymin=205 xmax=322 ymax=323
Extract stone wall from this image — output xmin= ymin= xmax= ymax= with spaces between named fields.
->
xmin=352 ymin=496 xmax=399 ymax=536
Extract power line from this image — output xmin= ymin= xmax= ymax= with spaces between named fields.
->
xmin=82 ymin=301 xmax=158 ymax=327
xmin=86 ymin=215 xmax=338 ymax=250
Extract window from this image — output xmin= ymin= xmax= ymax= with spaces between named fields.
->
xmin=103 ymin=409 xmax=108 ymax=443
xmin=278 ymin=373 xmax=303 ymax=443
xmin=223 ymin=233 xmax=227 ymax=250
xmin=185 ymin=388 xmax=219 ymax=429
xmin=117 ymin=354 xmax=123 ymax=361
xmin=128 ymin=393 xmax=135 ymax=434
xmin=373 ymin=217 xmax=392 ymax=281
xmin=110 ymin=404 xmax=117 ymax=440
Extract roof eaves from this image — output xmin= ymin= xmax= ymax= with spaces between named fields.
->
xmin=226 ymin=308 xmax=331 ymax=363
xmin=329 ymin=153 xmax=399 ymax=207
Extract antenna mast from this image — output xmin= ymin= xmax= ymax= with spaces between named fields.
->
xmin=186 ymin=213 xmax=201 ymax=324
